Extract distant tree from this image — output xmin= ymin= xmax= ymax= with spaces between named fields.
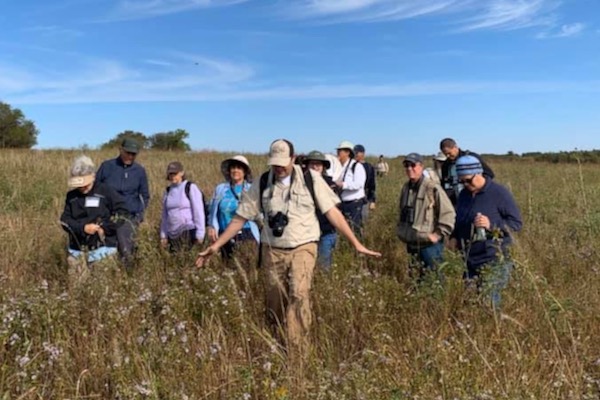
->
xmin=100 ymin=130 xmax=148 ymax=150
xmin=0 ymin=101 xmax=39 ymax=148
xmin=148 ymin=129 xmax=191 ymax=151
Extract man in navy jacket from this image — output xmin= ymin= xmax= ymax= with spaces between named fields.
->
xmin=96 ymin=138 xmax=150 ymax=269
xmin=450 ymin=155 xmax=522 ymax=309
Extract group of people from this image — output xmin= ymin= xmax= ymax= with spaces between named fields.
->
xmin=60 ymin=135 xmax=521 ymax=348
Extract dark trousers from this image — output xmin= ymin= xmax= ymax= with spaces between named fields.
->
xmin=220 ymin=228 xmax=255 ymax=259
xmin=116 ymin=214 xmax=142 ymax=270
xmin=340 ymin=199 xmax=364 ymax=237
xmin=168 ymin=229 xmax=197 ymax=253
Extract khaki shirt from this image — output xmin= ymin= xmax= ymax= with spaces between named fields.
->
xmin=237 ymin=165 xmax=340 ymax=249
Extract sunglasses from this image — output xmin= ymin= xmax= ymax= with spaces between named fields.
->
xmin=403 ymin=162 xmax=417 ymax=168
xmin=459 ymin=176 xmax=476 ymax=185
xmin=125 ymin=151 xmax=137 ymax=156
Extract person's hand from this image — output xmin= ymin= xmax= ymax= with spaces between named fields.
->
xmin=354 ymin=243 xmax=382 ymax=258
xmin=195 ymin=246 xmax=218 ymax=267
xmin=84 ymin=223 xmax=101 ymax=235
xmin=160 ymin=238 xmax=168 ymax=249
xmin=369 ymin=202 xmax=376 ymax=211
xmin=335 ymin=181 xmax=344 ymax=189
xmin=427 ymin=233 xmax=440 ymax=243
xmin=207 ymin=227 xmax=218 ymax=243
xmin=474 ymin=213 xmax=491 ymax=230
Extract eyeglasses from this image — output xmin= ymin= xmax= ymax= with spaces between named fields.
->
xmin=459 ymin=176 xmax=476 ymax=185
xmin=403 ymin=162 xmax=417 ymax=169
xmin=125 ymin=151 xmax=137 ymax=156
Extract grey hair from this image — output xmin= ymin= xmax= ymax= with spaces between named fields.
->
xmin=70 ymin=155 xmax=95 ymax=177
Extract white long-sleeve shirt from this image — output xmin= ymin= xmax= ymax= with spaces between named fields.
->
xmin=339 ymin=159 xmax=366 ymax=202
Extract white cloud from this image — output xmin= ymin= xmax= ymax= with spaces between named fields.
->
xmin=283 ymin=0 xmax=564 ymax=32
xmin=107 ymin=0 xmax=249 ymax=21
xmin=22 ymin=25 xmax=83 ymax=38
xmin=536 ymin=22 xmax=585 ymax=38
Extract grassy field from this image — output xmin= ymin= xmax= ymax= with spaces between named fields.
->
xmin=0 ymin=149 xmax=599 ymax=399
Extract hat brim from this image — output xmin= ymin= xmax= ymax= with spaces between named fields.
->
xmin=221 ymin=158 xmax=252 ymax=180
xmin=122 ymin=146 xmax=139 ymax=154
xmin=68 ymin=174 xmax=95 ymax=188
xmin=268 ymin=156 xmax=292 ymax=167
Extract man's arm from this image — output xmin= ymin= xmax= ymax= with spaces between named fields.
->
xmin=325 ymin=207 xmax=380 ymax=257
xmin=139 ymin=168 xmax=150 ymax=210
xmin=195 ymin=216 xmax=247 ymax=266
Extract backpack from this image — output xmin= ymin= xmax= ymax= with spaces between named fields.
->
xmin=166 ymin=181 xmax=210 ymax=226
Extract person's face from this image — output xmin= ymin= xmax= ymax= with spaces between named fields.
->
xmin=403 ymin=161 xmax=423 ymax=182
xmin=77 ymin=180 xmax=95 ymax=194
xmin=442 ymin=146 xmax=459 ymax=161
xmin=168 ymin=171 xmax=184 ymax=184
xmin=272 ymin=159 xmax=294 ymax=179
xmin=355 ymin=152 xmax=365 ymax=162
xmin=459 ymin=173 xmax=485 ymax=192
xmin=119 ymin=148 xmax=137 ymax=165
xmin=229 ymin=163 xmax=246 ymax=183
xmin=308 ymin=161 xmax=324 ymax=174
xmin=337 ymin=148 xmax=351 ymax=162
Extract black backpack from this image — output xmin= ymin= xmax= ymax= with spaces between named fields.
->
xmin=166 ymin=181 xmax=210 ymax=226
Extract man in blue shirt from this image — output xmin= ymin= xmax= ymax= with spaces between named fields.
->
xmin=96 ymin=138 xmax=150 ymax=270
xmin=449 ymin=155 xmax=522 ymax=309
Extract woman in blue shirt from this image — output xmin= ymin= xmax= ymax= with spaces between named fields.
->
xmin=207 ymin=155 xmax=260 ymax=260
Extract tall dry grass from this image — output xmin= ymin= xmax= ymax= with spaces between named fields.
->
xmin=0 ymin=149 xmax=599 ymax=399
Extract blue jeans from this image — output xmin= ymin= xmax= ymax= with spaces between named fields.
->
xmin=407 ymin=241 xmax=444 ymax=282
xmin=317 ymin=232 xmax=337 ymax=272
xmin=466 ymin=260 xmax=513 ymax=310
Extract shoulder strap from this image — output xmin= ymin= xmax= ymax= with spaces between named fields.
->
xmin=259 ymin=171 xmax=270 ymax=212
xmin=184 ymin=181 xmax=192 ymax=201
xmin=303 ymin=170 xmax=317 ymax=209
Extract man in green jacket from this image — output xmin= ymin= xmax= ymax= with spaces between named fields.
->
xmin=397 ymin=153 xmax=456 ymax=281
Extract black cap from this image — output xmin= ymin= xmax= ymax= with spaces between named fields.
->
xmin=403 ymin=153 xmax=423 ymax=164
xmin=121 ymin=138 xmax=140 ymax=154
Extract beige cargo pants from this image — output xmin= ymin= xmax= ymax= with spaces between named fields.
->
xmin=262 ymin=242 xmax=317 ymax=347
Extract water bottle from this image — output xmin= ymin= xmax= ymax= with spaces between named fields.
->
xmin=473 ymin=213 xmax=487 ymax=242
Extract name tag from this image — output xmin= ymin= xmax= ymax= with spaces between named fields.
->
xmin=85 ymin=196 xmax=100 ymax=208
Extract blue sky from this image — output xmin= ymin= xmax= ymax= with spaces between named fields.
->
xmin=1 ymin=0 xmax=599 ymax=156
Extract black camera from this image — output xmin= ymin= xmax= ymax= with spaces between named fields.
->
xmin=400 ymin=206 xmax=415 ymax=224
xmin=268 ymin=212 xmax=289 ymax=237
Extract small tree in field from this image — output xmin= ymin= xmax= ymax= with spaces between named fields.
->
xmin=101 ymin=130 xmax=148 ymax=150
xmin=0 ymin=101 xmax=39 ymax=148
xmin=148 ymin=129 xmax=191 ymax=151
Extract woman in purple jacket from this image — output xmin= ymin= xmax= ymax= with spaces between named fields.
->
xmin=160 ymin=161 xmax=206 ymax=252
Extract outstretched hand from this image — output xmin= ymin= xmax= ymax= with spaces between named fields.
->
xmin=355 ymin=243 xmax=382 ymax=258
xmin=195 ymin=246 xmax=217 ymax=267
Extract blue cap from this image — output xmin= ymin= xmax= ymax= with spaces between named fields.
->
xmin=353 ymin=144 xmax=365 ymax=153
xmin=455 ymin=155 xmax=483 ymax=176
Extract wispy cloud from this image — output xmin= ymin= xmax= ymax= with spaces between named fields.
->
xmin=283 ymin=0 xmax=564 ymax=32
xmin=3 ymin=55 xmax=600 ymax=104
xmin=536 ymin=22 xmax=585 ymax=38
xmin=22 ymin=25 xmax=84 ymax=38
xmin=106 ymin=0 xmax=249 ymax=21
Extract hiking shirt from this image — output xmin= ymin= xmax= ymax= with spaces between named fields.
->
xmin=397 ymin=176 xmax=455 ymax=246
xmin=339 ymin=159 xmax=366 ymax=202
xmin=159 ymin=180 xmax=205 ymax=240
xmin=61 ymin=182 xmax=128 ymax=251
xmin=441 ymin=150 xmax=495 ymax=206
xmin=208 ymin=181 xmax=260 ymax=242
xmin=236 ymin=165 xmax=340 ymax=249
xmin=96 ymin=156 xmax=150 ymax=218
xmin=452 ymin=179 xmax=522 ymax=268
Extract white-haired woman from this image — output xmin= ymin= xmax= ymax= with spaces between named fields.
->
xmin=207 ymin=155 xmax=260 ymax=260
xmin=60 ymin=155 xmax=128 ymax=284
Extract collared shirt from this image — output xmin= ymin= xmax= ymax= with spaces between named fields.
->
xmin=339 ymin=159 xmax=366 ymax=202
xmin=236 ymin=165 xmax=340 ymax=249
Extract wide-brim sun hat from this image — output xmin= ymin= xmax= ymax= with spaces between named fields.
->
xmin=336 ymin=140 xmax=355 ymax=157
xmin=433 ymin=152 xmax=447 ymax=162
xmin=68 ymin=174 xmax=95 ymax=188
xmin=302 ymin=150 xmax=331 ymax=169
xmin=221 ymin=155 xmax=252 ymax=181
